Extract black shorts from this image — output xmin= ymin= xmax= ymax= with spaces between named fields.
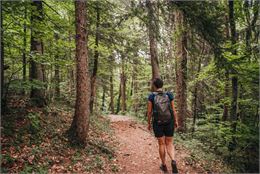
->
xmin=153 ymin=120 xmax=174 ymax=138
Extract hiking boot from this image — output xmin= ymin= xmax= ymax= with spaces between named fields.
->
xmin=171 ymin=160 xmax=178 ymax=174
xmin=160 ymin=164 xmax=168 ymax=173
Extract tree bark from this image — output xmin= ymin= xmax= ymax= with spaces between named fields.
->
xmin=1 ymin=1 xmax=5 ymax=110
xmin=90 ymin=2 xmax=100 ymax=113
xmin=109 ymin=74 xmax=114 ymax=114
xmin=68 ymin=0 xmax=90 ymax=144
xmin=146 ymin=0 xmax=160 ymax=84
xmin=229 ymin=1 xmax=238 ymax=123
xmin=54 ymin=32 xmax=60 ymax=98
xmin=174 ymin=9 xmax=188 ymax=132
xmin=101 ymin=86 xmax=105 ymax=111
xmin=30 ymin=0 xmax=46 ymax=107
xmin=244 ymin=0 xmax=252 ymax=57
xmin=68 ymin=26 xmax=75 ymax=96
xmin=23 ymin=5 xmax=27 ymax=85
xmin=121 ymin=56 xmax=126 ymax=113
xmin=228 ymin=1 xmax=238 ymax=152
xmin=223 ymin=15 xmax=230 ymax=121
xmin=54 ymin=65 xmax=60 ymax=98
xmin=116 ymin=78 xmax=122 ymax=114
xmin=223 ymin=71 xmax=229 ymax=121
xmin=132 ymin=55 xmax=139 ymax=113
xmin=251 ymin=1 xmax=259 ymax=44
xmin=192 ymin=49 xmax=202 ymax=132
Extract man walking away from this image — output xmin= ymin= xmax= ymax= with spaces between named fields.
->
xmin=147 ymin=78 xmax=179 ymax=174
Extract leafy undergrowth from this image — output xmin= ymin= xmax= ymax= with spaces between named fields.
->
xmin=174 ymin=132 xmax=233 ymax=173
xmin=1 ymin=96 xmax=119 ymax=173
xmin=173 ymin=116 xmax=259 ymax=173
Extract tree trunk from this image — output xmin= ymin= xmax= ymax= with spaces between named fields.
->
xmin=132 ymin=56 xmax=139 ymax=114
xmin=68 ymin=16 xmax=75 ymax=96
xmin=30 ymin=0 xmax=46 ymax=107
xmin=192 ymin=51 xmax=202 ymax=132
xmin=109 ymin=74 xmax=114 ymax=114
xmin=68 ymin=1 xmax=90 ymax=144
xmin=54 ymin=33 xmax=60 ymax=98
xmin=228 ymin=0 xmax=238 ymax=152
xmin=54 ymin=65 xmax=60 ymax=98
xmin=244 ymin=0 xmax=252 ymax=57
xmin=1 ymin=1 xmax=5 ymax=111
xmin=22 ymin=5 xmax=27 ymax=87
xmin=116 ymin=78 xmax=122 ymax=114
xmin=90 ymin=2 xmax=100 ymax=113
xmin=223 ymin=15 xmax=230 ymax=121
xmin=174 ymin=9 xmax=188 ymax=132
xmin=101 ymin=86 xmax=105 ymax=111
xmin=229 ymin=1 xmax=238 ymax=123
xmin=130 ymin=76 xmax=133 ymax=96
xmin=121 ymin=57 xmax=126 ymax=113
xmin=251 ymin=1 xmax=259 ymax=45
xmin=223 ymin=71 xmax=229 ymax=121
xmin=146 ymin=0 xmax=160 ymax=84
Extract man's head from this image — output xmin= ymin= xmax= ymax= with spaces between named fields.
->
xmin=153 ymin=78 xmax=163 ymax=90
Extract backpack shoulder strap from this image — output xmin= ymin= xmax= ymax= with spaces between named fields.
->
xmin=165 ymin=91 xmax=174 ymax=101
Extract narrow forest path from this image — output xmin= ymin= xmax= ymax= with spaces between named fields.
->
xmin=108 ymin=114 xmax=205 ymax=174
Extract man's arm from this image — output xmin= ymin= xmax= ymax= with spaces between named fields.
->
xmin=147 ymin=101 xmax=152 ymax=130
xmin=171 ymin=100 xmax=178 ymax=128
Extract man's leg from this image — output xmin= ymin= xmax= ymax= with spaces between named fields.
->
xmin=165 ymin=137 xmax=178 ymax=173
xmin=165 ymin=136 xmax=174 ymax=160
xmin=158 ymin=136 xmax=166 ymax=165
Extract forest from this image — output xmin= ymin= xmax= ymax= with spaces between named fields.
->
xmin=1 ymin=0 xmax=259 ymax=173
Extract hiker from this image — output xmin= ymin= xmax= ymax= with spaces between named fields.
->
xmin=147 ymin=78 xmax=179 ymax=173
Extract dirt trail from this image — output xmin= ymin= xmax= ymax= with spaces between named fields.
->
xmin=108 ymin=114 xmax=205 ymax=174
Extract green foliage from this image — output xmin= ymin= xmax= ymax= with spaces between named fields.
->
xmin=181 ymin=115 xmax=259 ymax=173
xmin=27 ymin=113 xmax=41 ymax=134
xmin=20 ymin=165 xmax=48 ymax=174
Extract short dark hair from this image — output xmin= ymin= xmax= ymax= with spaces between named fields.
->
xmin=153 ymin=78 xmax=163 ymax=88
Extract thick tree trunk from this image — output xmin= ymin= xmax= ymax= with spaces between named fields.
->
xmin=174 ymin=9 xmax=188 ymax=132
xmin=146 ymin=0 xmax=160 ymax=84
xmin=68 ymin=1 xmax=90 ymax=144
xmin=30 ymin=0 xmax=46 ymax=107
xmin=90 ymin=3 xmax=100 ymax=113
